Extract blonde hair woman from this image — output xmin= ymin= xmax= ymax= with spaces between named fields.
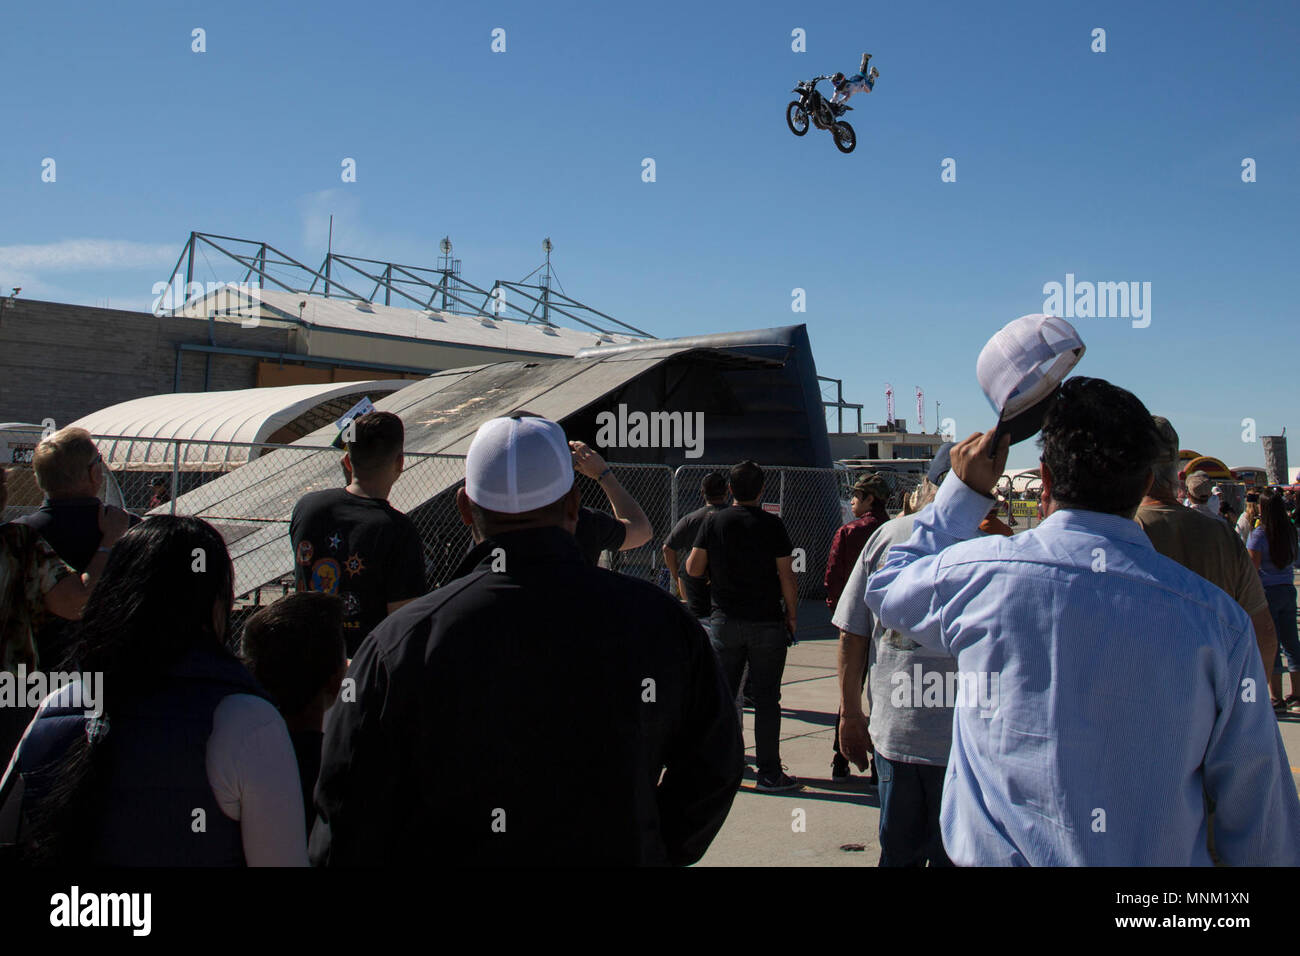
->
xmin=1237 ymin=494 xmax=1260 ymax=544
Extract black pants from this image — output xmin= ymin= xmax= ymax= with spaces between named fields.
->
xmin=708 ymin=614 xmax=789 ymax=777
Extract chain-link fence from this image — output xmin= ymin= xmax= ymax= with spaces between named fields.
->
xmin=2 ymin=425 xmax=1042 ymax=613
xmin=835 ymin=466 xmax=926 ymax=515
xmin=1 ymin=426 xmax=132 ymax=523
xmin=669 ymin=464 xmax=848 ymax=601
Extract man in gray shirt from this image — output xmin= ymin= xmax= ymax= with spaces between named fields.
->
xmin=833 ymin=464 xmax=956 ymax=867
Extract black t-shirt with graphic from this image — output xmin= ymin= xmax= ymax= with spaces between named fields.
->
xmin=289 ymin=488 xmax=426 ymax=655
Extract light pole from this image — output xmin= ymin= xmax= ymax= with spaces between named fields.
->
xmin=541 ymin=237 xmax=552 ymax=326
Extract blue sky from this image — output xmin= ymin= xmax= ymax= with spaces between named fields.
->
xmin=2 ymin=0 xmax=1296 ymax=468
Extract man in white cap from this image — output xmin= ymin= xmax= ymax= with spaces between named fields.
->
xmin=310 ymin=414 xmax=742 ymax=866
xmin=865 ymin=377 xmax=1300 ymax=865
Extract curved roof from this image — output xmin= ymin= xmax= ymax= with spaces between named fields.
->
xmin=1181 ymin=455 xmax=1233 ymax=480
xmin=165 ymin=324 xmax=834 ymax=595
xmin=69 ymin=380 xmax=411 ymax=470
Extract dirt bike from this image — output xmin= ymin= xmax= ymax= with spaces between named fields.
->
xmin=787 ymin=75 xmax=856 ymax=154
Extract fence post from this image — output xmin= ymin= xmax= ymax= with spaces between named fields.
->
xmin=670 ymin=465 xmax=681 ymax=531
xmin=170 ymin=439 xmax=180 ymax=515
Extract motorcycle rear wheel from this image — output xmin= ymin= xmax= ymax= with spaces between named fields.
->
xmin=833 ymin=121 xmax=856 ymax=154
xmin=786 ymin=101 xmax=809 ymax=136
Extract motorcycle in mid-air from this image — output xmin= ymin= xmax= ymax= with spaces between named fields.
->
xmin=786 ymin=75 xmax=856 ymax=154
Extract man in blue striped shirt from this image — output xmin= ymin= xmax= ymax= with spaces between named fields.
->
xmin=866 ymin=377 xmax=1300 ymax=865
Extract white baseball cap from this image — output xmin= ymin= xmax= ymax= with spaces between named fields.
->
xmin=465 ymin=415 xmax=574 ymax=513
xmin=977 ymin=314 xmax=1086 ymax=446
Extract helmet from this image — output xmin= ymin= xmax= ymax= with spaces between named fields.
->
xmin=831 ymin=72 xmax=845 ymax=84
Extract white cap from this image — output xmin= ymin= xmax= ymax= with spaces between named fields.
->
xmin=465 ymin=416 xmax=574 ymax=514
xmin=977 ymin=314 xmax=1086 ymax=445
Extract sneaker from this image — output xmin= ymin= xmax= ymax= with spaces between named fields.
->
xmin=831 ymin=755 xmax=851 ymax=781
xmin=756 ymin=770 xmax=801 ymax=792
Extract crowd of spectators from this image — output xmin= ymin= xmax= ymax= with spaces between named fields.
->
xmin=0 ymin=390 xmax=1297 ymax=866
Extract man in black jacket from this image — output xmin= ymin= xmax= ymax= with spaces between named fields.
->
xmin=310 ymin=414 xmax=742 ymax=866
xmin=14 ymin=427 xmax=140 ymax=573
xmin=14 ymin=426 xmax=139 ymax=668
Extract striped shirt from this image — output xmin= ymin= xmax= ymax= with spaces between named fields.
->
xmin=865 ymin=474 xmax=1300 ymax=866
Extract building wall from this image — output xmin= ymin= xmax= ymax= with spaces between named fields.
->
xmin=0 ymin=298 xmax=292 ymax=428
xmin=829 ymin=430 xmax=943 ymax=462
xmin=255 ymin=362 xmax=424 ymax=388
xmin=0 ymin=297 xmax=585 ymax=433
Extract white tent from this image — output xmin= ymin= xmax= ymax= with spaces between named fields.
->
xmin=70 ymin=380 xmax=411 ymax=471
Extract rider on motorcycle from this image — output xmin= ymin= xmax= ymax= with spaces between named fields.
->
xmin=830 ymin=53 xmax=879 ymax=109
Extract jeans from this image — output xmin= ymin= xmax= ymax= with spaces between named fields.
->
xmin=708 ymin=613 xmax=788 ymax=776
xmin=1268 ymin=582 xmax=1300 ymax=676
xmin=875 ymin=752 xmax=952 ymax=867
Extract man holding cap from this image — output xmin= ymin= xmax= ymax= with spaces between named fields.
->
xmin=866 ymin=377 xmax=1300 ymax=864
xmin=311 ymin=414 xmax=742 ymax=866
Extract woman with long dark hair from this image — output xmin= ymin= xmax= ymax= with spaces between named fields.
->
xmin=1247 ymin=490 xmax=1300 ymax=713
xmin=0 ymin=516 xmax=307 ymax=865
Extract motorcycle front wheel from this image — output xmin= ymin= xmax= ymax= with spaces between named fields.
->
xmin=833 ymin=121 xmax=856 ymax=154
xmin=786 ymin=102 xmax=809 ymax=136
